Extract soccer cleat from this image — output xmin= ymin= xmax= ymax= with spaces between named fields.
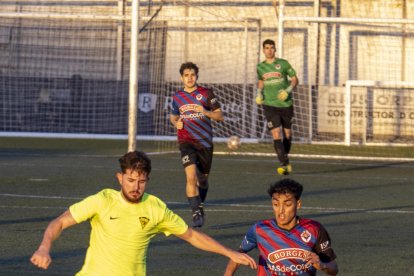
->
xmin=286 ymin=163 xmax=292 ymax=173
xmin=199 ymin=203 xmax=205 ymax=216
xmin=277 ymin=166 xmax=288 ymax=175
xmin=277 ymin=164 xmax=292 ymax=175
xmin=192 ymin=209 xmax=204 ymax=228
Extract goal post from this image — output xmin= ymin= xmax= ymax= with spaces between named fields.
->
xmin=1 ymin=2 xmax=414 ymax=161
xmin=274 ymin=14 xmax=414 ymax=160
xmin=130 ymin=15 xmax=263 ymax=147
xmin=344 ymin=80 xmax=414 ymax=146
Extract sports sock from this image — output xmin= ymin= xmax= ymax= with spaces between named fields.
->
xmin=198 ymin=187 xmax=208 ymax=203
xmin=283 ymin=137 xmax=292 ymax=154
xmin=198 ymin=177 xmax=209 ymax=202
xmin=273 ymin=139 xmax=288 ymax=165
xmin=187 ymin=196 xmax=202 ymax=213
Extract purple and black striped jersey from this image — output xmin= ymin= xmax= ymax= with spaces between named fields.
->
xmin=240 ymin=218 xmax=336 ymax=276
xmin=171 ymin=86 xmax=221 ymax=148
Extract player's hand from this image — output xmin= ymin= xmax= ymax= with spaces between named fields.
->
xmin=255 ymin=88 xmax=264 ymax=105
xmin=229 ymin=251 xmax=257 ymax=270
xmin=30 ymin=249 xmax=52 ymax=269
xmin=176 ymin=118 xmax=183 ymax=130
xmin=195 ymin=105 xmax=204 ymax=113
xmin=277 ymin=89 xmax=289 ymax=101
xmin=305 ymin=251 xmax=323 ymax=270
xmin=255 ymin=94 xmax=264 ymax=105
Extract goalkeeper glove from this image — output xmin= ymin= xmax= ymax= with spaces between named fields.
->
xmin=277 ymin=85 xmax=293 ymax=101
xmin=255 ymin=88 xmax=264 ymax=105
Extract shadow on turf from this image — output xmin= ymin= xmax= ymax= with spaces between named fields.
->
xmin=0 ymin=216 xmax=56 ymax=225
xmin=303 ymin=161 xmax=411 ymax=175
xmin=303 ymin=180 xmax=412 ymax=198
xmin=0 ymin=248 xmax=86 ymax=265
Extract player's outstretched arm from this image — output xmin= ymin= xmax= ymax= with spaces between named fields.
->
xmin=176 ymin=228 xmax=256 ymax=270
xmin=224 ymin=258 xmax=242 ymax=276
xmin=30 ymin=210 xmax=77 ymax=269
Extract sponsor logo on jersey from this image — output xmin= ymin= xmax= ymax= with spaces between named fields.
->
xmin=179 ymin=104 xmax=199 ymax=113
xmin=139 ymin=217 xmax=150 ymax=229
xmin=181 ymin=113 xmax=204 ymax=120
xmin=178 ymin=104 xmax=205 ymax=120
xmin=268 ymin=248 xmax=308 ymax=263
xmin=263 ymin=72 xmax=282 ymax=79
xmin=267 ymin=262 xmax=313 ymax=274
xmin=264 ymin=78 xmax=284 ymax=85
xmin=267 ymin=249 xmax=313 ymax=274
xmin=301 ymin=230 xmax=312 ymax=243
xmin=320 ymin=240 xmax=330 ymax=250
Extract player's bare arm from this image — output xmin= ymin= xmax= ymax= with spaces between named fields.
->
xmin=176 ymin=228 xmax=256 ymax=269
xmin=30 ymin=210 xmax=77 ymax=269
xmin=255 ymin=80 xmax=265 ymax=105
xmin=257 ymin=80 xmax=264 ymax=90
xmin=305 ymin=252 xmax=338 ymax=275
xmin=290 ymin=75 xmax=299 ymax=89
xmin=196 ymin=106 xmax=224 ymax=122
xmin=170 ymin=114 xmax=183 ymax=129
xmin=224 ymin=258 xmax=242 ymax=276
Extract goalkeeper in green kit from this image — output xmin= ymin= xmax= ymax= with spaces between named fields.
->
xmin=255 ymin=39 xmax=299 ymax=175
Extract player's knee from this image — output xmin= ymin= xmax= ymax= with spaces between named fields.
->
xmin=197 ymin=174 xmax=209 ymax=189
xmin=198 ymin=178 xmax=208 ymax=189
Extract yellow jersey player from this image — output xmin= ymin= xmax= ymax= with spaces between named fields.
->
xmin=30 ymin=151 xmax=256 ymax=275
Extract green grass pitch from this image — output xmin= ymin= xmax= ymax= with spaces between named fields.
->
xmin=0 ymin=138 xmax=413 ymax=275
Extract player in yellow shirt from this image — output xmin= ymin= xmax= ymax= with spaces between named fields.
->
xmin=30 ymin=151 xmax=257 ymax=275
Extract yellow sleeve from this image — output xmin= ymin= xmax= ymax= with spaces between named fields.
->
xmin=69 ymin=190 xmax=106 ymax=223
xmin=158 ymin=207 xmax=188 ymax=236
xmin=150 ymin=196 xmax=188 ymax=236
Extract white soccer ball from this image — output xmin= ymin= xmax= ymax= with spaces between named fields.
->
xmin=227 ymin=136 xmax=241 ymax=150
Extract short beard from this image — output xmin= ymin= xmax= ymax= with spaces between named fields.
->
xmin=121 ymin=190 xmax=142 ymax=203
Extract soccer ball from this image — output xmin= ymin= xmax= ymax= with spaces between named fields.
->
xmin=227 ymin=136 xmax=241 ymax=150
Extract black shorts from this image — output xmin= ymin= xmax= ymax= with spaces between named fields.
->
xmin=263 ymin=105 xmax=294 ymax=130
xmin=179 ymin=142 xmax=213 ymax=174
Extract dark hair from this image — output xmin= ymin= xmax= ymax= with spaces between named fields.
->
xmin=119 ymin=151 xmax=152 ymax=175
xmin=267 ymin=179 xmax=303 ymax=200
xmin=179 ymin=62 xmax=199 ymax=76
xmin=262 ymin=39 xmax=276 ymax=48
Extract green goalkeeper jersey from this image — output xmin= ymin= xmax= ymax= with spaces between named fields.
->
xmin=257 ymin=58 xmax=297 ymax=107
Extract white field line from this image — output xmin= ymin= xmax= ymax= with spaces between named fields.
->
xmin=0 ymin=194 xmax=413 ymax=214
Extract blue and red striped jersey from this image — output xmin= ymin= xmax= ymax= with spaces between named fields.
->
xmin=240 ymin=218 xmax=336 ymax=276
xmin=171 ymin=86 xmax=221 ymax=148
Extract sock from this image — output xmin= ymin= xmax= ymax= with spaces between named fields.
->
xmin=187 ymin=196 xmax=202 ymax=213
xmin=198 ymin=186 xmax=208 ymax=203
xmin=283 ymin=137 xmax=292 ymax=154
xmin=273 ymin=139 xmax=288 ymax=165
xmin=196 ymin=172 xmax=209 ymax=203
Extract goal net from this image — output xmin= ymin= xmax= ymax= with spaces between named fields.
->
xmin=278 ymin=15 xmax=414 ymax=160
xmin=0 ymin=13 xmax=131 ymax=136
xmin=1 ymin=1 xmax=413 ymax=161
